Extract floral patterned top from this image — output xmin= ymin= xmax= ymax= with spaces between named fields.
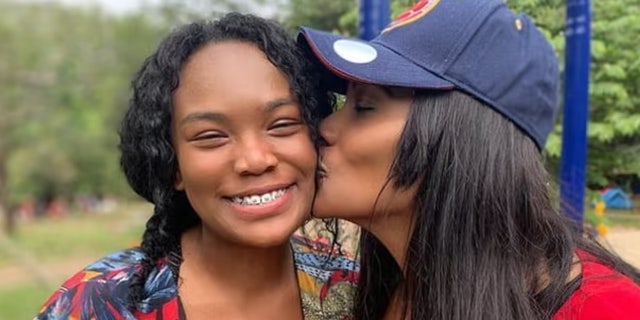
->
xmin=34 ymin=235 xmax=359 ymax=320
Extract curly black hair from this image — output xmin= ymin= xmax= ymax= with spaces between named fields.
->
xmin=119 ymin=12 xmax=333 ymax=309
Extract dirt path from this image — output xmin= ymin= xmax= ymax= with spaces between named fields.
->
xmin=602 ymin=227 xmax=640 ymax=268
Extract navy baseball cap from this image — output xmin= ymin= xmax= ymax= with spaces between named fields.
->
xmin=298 ymin=0 xmax=559 ymax=149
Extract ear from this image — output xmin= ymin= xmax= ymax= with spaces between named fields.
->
xmin=174 ymin=171 xmax=185 ymax=191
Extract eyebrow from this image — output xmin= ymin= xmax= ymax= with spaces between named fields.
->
xmin=265 ymin=97 xmax=298 ymax=112
xmin=178 ymin=97 xmax=298 ymax=127
xmin=179 ymin=111 xmax=227 ymax=127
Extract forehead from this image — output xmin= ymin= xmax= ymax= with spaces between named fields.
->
xmin=350 ymin=82 xmax=414 ymax=99
xmin=172 ymin=41 xmax=295 ymax=119
xmin=178 ymin=41 xmax=290 ymax=92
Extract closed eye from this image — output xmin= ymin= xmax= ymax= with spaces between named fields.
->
xmin=194 ymin=132 xmax=225 ymax=140
xmin=354 ymin=102 xmax=375 ymax=113
xmin=191 ymin=131 xmax=228 ymax=148
xmin=269 ymin=119 xmax=304 ymax=136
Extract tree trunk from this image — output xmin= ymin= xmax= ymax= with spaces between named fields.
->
xmin=0 ymin=153 xmax=14 ymax=236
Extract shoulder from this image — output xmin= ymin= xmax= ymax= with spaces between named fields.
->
xmin=291 ymin=233 xmax=359 ymax=320
xmin=34 ymin=248 xmax=148 ymax=319
xmin=557 ymin=279 xmax=640 ymax=320
xmin=291 ymin=233 xmax=359 ymax=273
xmin=553 ymin=253 xmax=640 ymax=320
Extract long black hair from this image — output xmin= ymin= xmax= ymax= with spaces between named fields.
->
xmin=355 ymin=90 xmax=640 ymax=320
xmin=119 ymin=12 xmax=332 ymax=309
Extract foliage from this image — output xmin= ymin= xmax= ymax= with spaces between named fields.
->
xmin=512 ymin=0 xmax=640 ymax=187
xmin=149 ymin=0 xmax=281 ymax=27
xmin=282 ymin=0 xmax=357 ymax=34
xmin=0 ymin=3 xmax=166 ymax=220
xmin=583 ymin=1 xmax=640 ymax=186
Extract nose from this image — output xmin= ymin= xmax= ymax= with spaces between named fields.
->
xmin=233 ymin=136 xmax=278 ymax=175
xmin=320 ymin=111 xmax=340 ymax=146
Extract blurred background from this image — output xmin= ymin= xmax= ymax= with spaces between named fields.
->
xmin=0 ymin=0 xmax=639 ymax=318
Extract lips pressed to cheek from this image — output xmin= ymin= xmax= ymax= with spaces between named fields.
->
xmin=312 ymin=83 xmax=412 ymax=220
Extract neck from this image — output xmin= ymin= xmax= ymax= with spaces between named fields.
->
xmin=358 ymin=214 xmax=413 ymax=320
xmin=353 ymin=212 xmax=414 ymax=272
xmin=180 ymin=226 xmax=295 ymax=295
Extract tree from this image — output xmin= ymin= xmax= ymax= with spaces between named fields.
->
xmin=282 ymin=0 xmax=357 ymax=34
xmin=0 ymin=2 xmax=166 ymax=234
xmin=581 ymin=0 xmax=640 ymax=187
xmin=513 ymin=0 xmax=640 ymax=188
xmin=150 ymin=0 xmax=281 ymax=27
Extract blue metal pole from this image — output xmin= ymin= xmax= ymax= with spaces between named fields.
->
xmin=560 ymin=0 xmax=591 ymax=228
xmin=359 ymin=0 xmax=390 ymax=40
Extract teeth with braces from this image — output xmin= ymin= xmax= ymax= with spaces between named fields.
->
xmin=231 ymin=188 xmax=287 ymax=206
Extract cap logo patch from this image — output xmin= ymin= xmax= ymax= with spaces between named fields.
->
xmin=515 ymin=18 xmax=523 ymax=31
xmin=382 ymin=0 xmax=441 ymax=33
xmin=332 ymin=39 xmax=378 ymax=64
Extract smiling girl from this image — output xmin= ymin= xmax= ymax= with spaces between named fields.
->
xmin=35 ymin=13 xmax=357 ymax=320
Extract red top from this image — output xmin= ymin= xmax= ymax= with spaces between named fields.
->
xmin=553 ymin=251 xmax=640 ymax=319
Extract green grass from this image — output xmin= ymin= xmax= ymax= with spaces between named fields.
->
xmin=585 ymin=204 xmax=640 ymax=230
xmin=0 ymin=202 xmax=148 ymax=267
xmin=608 ymin=212 xmax=640 ymax=228
xmin=0 ymin=201 xmax=150 ymax=319
xmin=0 ymin=284 xmax=51 ymax=320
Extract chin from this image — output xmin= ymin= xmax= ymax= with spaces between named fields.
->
xmin=244 ymin=217 xmax=304 ymax=247
xmin=244 ymin=231 xmax=295 ymax=248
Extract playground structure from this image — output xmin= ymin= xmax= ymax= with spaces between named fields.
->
xmin=601 ymin=188 xmax=634 ymax=210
